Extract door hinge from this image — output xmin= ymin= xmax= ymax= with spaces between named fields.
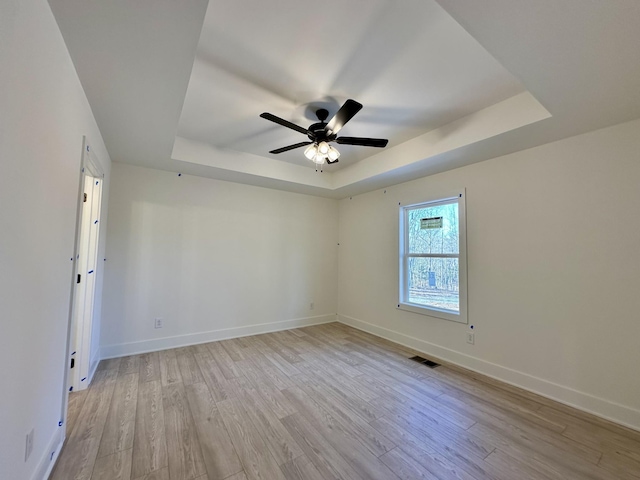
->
xmin=77 ymin=274 xmax=81 ymax=284
xmin=83 ymin=193 xmax=87 ymax=203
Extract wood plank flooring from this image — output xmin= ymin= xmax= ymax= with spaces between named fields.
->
xmin=51 ymin=323 xmax=640 ymax=480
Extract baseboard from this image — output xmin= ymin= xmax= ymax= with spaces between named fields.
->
xmin=31 ymin=425 xmax=64 ymax=480
xmin=88 ymin=352 xmax=100 ymax=383
xmin=101 ymin=314 xmax=337 ymax=359
xmin=337 ymin=314 xmax=640 ymax=432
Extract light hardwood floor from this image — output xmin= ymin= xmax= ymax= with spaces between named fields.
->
xmin=51 ymin=322 xmax=640 ymax=480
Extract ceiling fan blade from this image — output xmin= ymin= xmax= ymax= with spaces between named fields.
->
xmin=269 ymin=141 xmax=313 ymax=154
xmin=326 ymin=99 xmax=363 ymax=135
xmin=260 ymin=112 xmax=309 ymax=135
xmin=336 ymin=136 xmax=389 ymax=147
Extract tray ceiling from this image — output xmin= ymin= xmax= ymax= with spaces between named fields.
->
xmin=49 ymin=0 xmax=640 ymax=197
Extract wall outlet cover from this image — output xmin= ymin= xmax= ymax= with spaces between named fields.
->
xmin=466 ymin=332 xmax=475 ymax=345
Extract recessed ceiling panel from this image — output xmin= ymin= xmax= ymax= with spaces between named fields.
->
xmin=177 ymin=0 xmax=526 ymax=170
xmin=50 ymin=0 xmax=638 ymax=197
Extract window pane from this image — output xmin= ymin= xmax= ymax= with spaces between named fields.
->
xmin=408 ymin=202 xmax=459 ymax=254
xmin=407 ymin=257 xmax=459 ymax=312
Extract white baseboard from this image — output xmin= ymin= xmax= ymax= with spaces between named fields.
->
xmin=101 ymin=314 xmax=337 ymax=359
xmin=88 ymin=353 xmax=100 ymax=383
xmin=31 ymin=425 xmax=64 ymax=480
xmin=338 ymin=314 xmax=640 ymax=432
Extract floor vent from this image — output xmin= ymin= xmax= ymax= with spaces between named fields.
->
xmin=423 ymin=359 xmax=440 ymax=368
xmin=409 ymin=355 xmax=428 ymax=363
xmin=409 ymin=356 xmax=440 ymax=368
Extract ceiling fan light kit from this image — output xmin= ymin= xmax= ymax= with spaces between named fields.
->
xmin=327 ymin=145 xmax=340 ymax=161
xmin=303 ymin=142 xmax=341 ymax=165
xmin=260 ymin=99 xmax=389 ymax=171
xmin=303 ymin=144 xmax=317 ymax=160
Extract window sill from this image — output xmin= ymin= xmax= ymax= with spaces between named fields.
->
xmin=397 ymin=302 xmax=467 ymax=324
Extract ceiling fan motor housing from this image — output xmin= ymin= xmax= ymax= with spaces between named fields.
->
xmin=308 ymin=122 xmax=336 ymax=143
xmin=307 ymin=108 xmax=335 ymax=142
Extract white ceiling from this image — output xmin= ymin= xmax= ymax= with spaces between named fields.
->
xmin=49 ymin=0 xmax=640 ymax=198
xmin=179 ymin=0 xmax=525 ymax=170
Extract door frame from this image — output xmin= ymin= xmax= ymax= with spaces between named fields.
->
xmin=60 ymin=136 xmax=104 ymax=432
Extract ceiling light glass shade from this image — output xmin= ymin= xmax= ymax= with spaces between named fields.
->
xmin=304 ymin=144 xmax=318 ymax=160
xmin=317 ymin=141 xmax=330 ymax=155
xmin=327 ymin=145 xmax=340 ymax=161
xmin=312 ymin=153 xmax=326 ymax=165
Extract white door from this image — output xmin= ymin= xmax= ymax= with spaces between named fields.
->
xmin=68 ymin=143 xmax=103 ymax=392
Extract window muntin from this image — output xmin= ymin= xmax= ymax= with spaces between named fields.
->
xmin=399 ymin=193 xmax=467 ymax=323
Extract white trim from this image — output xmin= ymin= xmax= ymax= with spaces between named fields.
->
xmin=337 ymin=314 xmax=640 ymax=432
xmin=82 ymin=142 xmax=104 ymax=178
xmin=88 ymin=350 xmax=100 ymax=384
xmin=101 ymin=314 xmax=336 ymax=359
xmin=30 ymin=426 xmax=64 ymax=480
xmin=399 ymin=190 xmax=467 ymax=324
xmin=397 ymin=302 xmax=461 ymax=320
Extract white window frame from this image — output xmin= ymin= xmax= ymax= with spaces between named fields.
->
xmin=398 ymin=190 xmax=468 ymax=324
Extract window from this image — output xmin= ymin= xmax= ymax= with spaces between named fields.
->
xmin=399 ymin=191 xmax=467 ymax=323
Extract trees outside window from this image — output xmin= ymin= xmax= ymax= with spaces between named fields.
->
xmin=399 ymin=192 xmax=467 ymax=323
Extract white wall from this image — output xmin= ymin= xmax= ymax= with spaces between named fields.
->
xmin=0 ymin=1 xmax=111 ymax=479
xmin=338 ymin=119 xmax=640 ymax=430
xmin=101 ymin=163 xmax=338 ymax=357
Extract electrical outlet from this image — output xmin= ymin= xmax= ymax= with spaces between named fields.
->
xmin=25 ymin=428 xmax=34 ymax=461
xmin=309 ymin=302 xmax=314 ymax=310
xmin=154 ymin=318 xmax=163 ymax=329
xmin=466 ymin=332 xmax=475 ymax=345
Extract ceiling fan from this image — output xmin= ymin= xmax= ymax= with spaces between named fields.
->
xmin=259 ymin=99 xmax=388 ymax=169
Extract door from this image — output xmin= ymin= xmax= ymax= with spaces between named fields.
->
xmin=68 ymin=141 xmax=104 ymax=392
